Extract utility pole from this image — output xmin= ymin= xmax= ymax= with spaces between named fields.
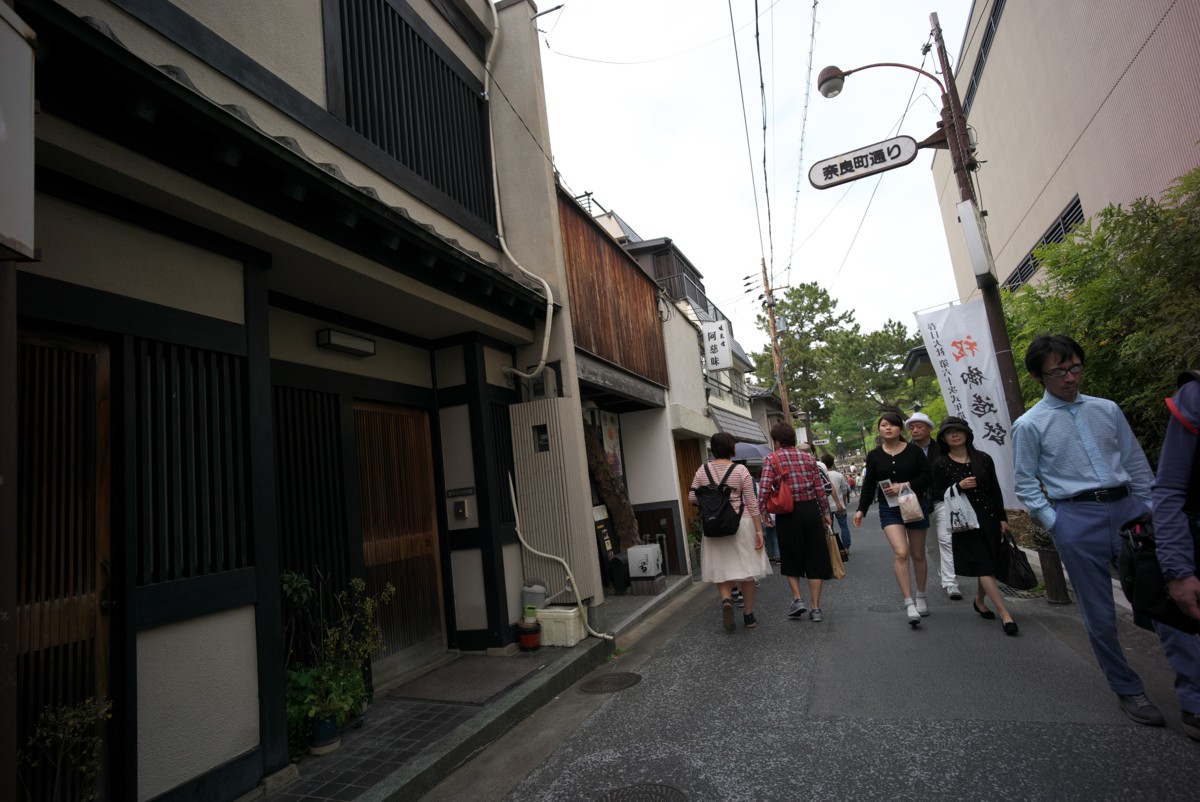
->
xmin=760 ymin=257 xmax=791 ymax=423
xmin=930 ymin=12 xmax=1025 ymax=425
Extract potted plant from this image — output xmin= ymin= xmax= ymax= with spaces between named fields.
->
xmin=282 ymin=571 xmax=395 ymax=758
xmin=1008 ymin=511 xmax=1071 ymax=605
xmin=18 ymin=696 xmax=111 ymax=802
xmin=286 ymin=662 xmax=365 ymax=755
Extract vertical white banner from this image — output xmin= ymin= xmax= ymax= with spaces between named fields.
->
xmin=701 ymin=321 xmax=732 ymax=371
xmin=916 ymin=301 xmax=1022 ymax=510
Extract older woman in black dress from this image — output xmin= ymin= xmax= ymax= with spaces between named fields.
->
xmin=930 ymin=417 xmax=1017 ymax=635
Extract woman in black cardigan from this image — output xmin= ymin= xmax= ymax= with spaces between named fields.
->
xmin=853 ymin=411 xmax=932 ymax=627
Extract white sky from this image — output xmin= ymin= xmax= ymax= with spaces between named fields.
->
xmin=537 ymin=0 xmax=974 ymax=356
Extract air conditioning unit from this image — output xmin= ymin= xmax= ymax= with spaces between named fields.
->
xmin=520 ymin=366 xmax=558 ymax=401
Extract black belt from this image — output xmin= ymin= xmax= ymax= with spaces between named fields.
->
xmin=1057 ymin=485 xmax=1130 ymax=504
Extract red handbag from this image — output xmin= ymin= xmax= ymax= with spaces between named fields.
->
xmin=765 ymin=475 xmax=793 ymax=514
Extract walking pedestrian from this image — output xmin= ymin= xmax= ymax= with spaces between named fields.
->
xmin=821 ymin=454 xmax=852 ymax=561
xmin=907 ymin=412 xmax=962 ymax=600
xmin=758 ymin=422 xmax=833 ymax=623
xmin=688 ymin=432 xmax=771 ymax=632
xmin=1013 ymin=334 xmax=1200 ymax=727
xmin=929 ymin=417 xmax=1017 ymax=634
xmin=853 ymin=411 xmax=933 ymax=627
xmin=1150 ymin=369 xmax=1200 ymax=740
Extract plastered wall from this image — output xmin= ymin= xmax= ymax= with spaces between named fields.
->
xmin=136 ymin=606 xmax=260 ymax=801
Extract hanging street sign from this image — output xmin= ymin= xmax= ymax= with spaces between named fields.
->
xmin=808 ymin=135 xmax=919 ymax=190
xmin=812 ymin=439 xmax=830 ymax=445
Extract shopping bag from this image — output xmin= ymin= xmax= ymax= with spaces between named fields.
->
xmin=944 ymin=485 xmax=980 ymax=533
xmin=995 ymin=531 xmax=1038 ymax=590
xmin=826 ymin=532 xmax=846 ymax=580
xmin=897 ymin=487 xmax=923 ymax=523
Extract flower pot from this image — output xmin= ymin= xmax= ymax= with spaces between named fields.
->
xmin=517 ymin=621 xmax=541 ymax=651
xmin=1038 ymin=548 xmax=1071 ymax=605
xmin=308 ymin=714 xmax=342 ymax=756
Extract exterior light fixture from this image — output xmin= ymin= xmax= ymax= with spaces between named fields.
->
xmin=316 ymin=329 xmax=376 ymax=357
xmin=817 ymin=65 xmax=846 ymax=98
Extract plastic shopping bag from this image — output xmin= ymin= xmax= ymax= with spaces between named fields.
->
xmin=944 ymin=485 xmax=980 ymax=533
xmin=898 ymin=487 xmax=923 ymax=523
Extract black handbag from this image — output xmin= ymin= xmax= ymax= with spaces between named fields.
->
xmin=995 ymin=531 xmax=1038 ymax=590
xmin=1117 ymin=515 xmax=1200 ymax=634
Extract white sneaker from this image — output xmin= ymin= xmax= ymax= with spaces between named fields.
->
xmin=905 ymin=602 xmax=921 ymax=627
xmin=914 ymin=595 xmax=930 ymax=616
xmin=946 ymin=585 xmax=963 ymax=600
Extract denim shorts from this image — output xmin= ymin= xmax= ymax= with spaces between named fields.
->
xmin=878 ymin=500 xmax=930 ymax=529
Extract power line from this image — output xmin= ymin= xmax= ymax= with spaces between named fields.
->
xmin=728 ymin=0 xmax=767 ymax=262
xmin=783 ymin=0 xmax=820 ymax=289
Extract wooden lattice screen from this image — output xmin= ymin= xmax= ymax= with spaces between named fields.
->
xmin=131 ymin=339 xmax=252 ymax=585
xmin=17 ymin=336 xmax=111 ymax=801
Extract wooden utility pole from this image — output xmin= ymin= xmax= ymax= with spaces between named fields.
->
xmin=760 ymin=258 xmax=791 ymax=422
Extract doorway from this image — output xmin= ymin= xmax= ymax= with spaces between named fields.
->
xmin=353 ymin=402 xmax=444 ymax=686
xmin=17 ymin=332 xmax=112 ymax=801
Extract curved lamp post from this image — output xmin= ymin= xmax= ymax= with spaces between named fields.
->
xmin=815 ymin=13 xmax=1025 ymax=426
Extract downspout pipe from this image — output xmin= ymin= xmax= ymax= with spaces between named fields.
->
xmin=486 ymin=2 xmax=554 ymax=382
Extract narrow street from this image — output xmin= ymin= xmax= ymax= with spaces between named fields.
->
xmin=423 ymin=508 xmax=1200 ymax=801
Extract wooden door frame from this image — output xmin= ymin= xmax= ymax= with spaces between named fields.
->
xmin=15 ymin=327 xmax=113 ymax=799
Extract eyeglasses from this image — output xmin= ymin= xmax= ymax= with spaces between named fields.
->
xmin=1044 ymin=364 xmax=1082 ymax=378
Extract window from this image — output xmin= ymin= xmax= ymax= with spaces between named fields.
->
xmin=1002 ymin=195 xmax=1085 ymax=292
xmin=334 ymin=0 xmax=494 ymax=225
xmin=962 ymin=0 xmax=1006 ymax=118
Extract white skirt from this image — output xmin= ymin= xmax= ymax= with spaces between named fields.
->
xmin=701 ymin=515 xmax=772 ymax=584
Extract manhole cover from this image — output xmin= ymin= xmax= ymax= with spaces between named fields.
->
xmin=580 ymin=672 xmax=642 ymax=694
xmin=596 ymin=783 xmax=688 ymax=801
xmin=868 ymin=604 xmax=903 ymax=612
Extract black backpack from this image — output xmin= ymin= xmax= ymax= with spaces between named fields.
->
xmin=695 ymin=463 xmax=743 ymax=537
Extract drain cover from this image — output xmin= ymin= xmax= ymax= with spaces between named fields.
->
xmin=580 ymin=672 xmax=642 ymax=694
xmin=868 ymin=604 xmax=903 ymax=612
xmin=998 ymin=584 xmax=1048 ymax=599
xmin=596 ymin=783 xmax=688 ymax=801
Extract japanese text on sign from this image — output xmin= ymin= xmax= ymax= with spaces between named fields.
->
xmin=808 ymin=135 xmax=919 ymax=190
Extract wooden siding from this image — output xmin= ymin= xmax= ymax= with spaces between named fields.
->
xmin=558 ymin=193 xmax=669 ymax=388
xmin=674 ymin=438 xmax=704 ymax=538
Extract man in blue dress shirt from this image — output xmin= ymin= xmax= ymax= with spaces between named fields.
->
xmin=1013 ymin=335 xmax=1200 ymax=728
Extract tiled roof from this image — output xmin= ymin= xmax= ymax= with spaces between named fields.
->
xmin=708 ymin=407 xmax=768 ymax=443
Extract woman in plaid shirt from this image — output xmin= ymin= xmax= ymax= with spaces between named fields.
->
xmin=758 ymin=422 xmax=833 ymax=622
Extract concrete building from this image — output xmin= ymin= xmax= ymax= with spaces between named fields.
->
xmin=933 ymin=0 xmax=1200 ymax=298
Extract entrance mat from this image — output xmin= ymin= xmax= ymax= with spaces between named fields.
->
xmin=386 ymin=655 xmax=545 ymax=705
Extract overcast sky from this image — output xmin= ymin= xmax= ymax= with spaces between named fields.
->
xmin=537 ymin=0 xmax=974 ymax=357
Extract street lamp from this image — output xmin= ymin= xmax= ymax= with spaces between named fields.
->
xmin=817 ymin=13 xmax=1025 ymax=425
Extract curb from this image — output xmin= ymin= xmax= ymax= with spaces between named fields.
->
xmin=362 ymin=576 xmax=696 ymax=801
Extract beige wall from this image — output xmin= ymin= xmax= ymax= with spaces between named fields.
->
xmin=934 ymin=0 xmax=1200 ymax=300
xmin=29 ymin=193 xmax=244 ymax=323
xmin=136 ymin=607 xmax=260 ymax=801
xmin=174 ymin=0 xmax=327 ymax=107
xmin=450 ymin=548 xmax=487 ymax=629
xmin=269 ymin=307 xmax=432 ymax=386
xmin=439 ymin=404 xmax=476 ymax=531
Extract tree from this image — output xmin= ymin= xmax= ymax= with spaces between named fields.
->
xmin=1004 ymin=166 xmax=1200 ymax=461
xmin=824 ymin=320 xmax=928 ymax=419
xmin=752 ymin=282 xmax=853 ymax=426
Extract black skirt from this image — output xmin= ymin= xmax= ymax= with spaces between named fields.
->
xmin=951 ymin=521 xmax=1002 ymax=577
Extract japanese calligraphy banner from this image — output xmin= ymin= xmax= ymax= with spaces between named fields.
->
xmin=916 ymin=301 xmax=1023 ymax=510
xmin=701 ymin=320 xmax=732 ymax=371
